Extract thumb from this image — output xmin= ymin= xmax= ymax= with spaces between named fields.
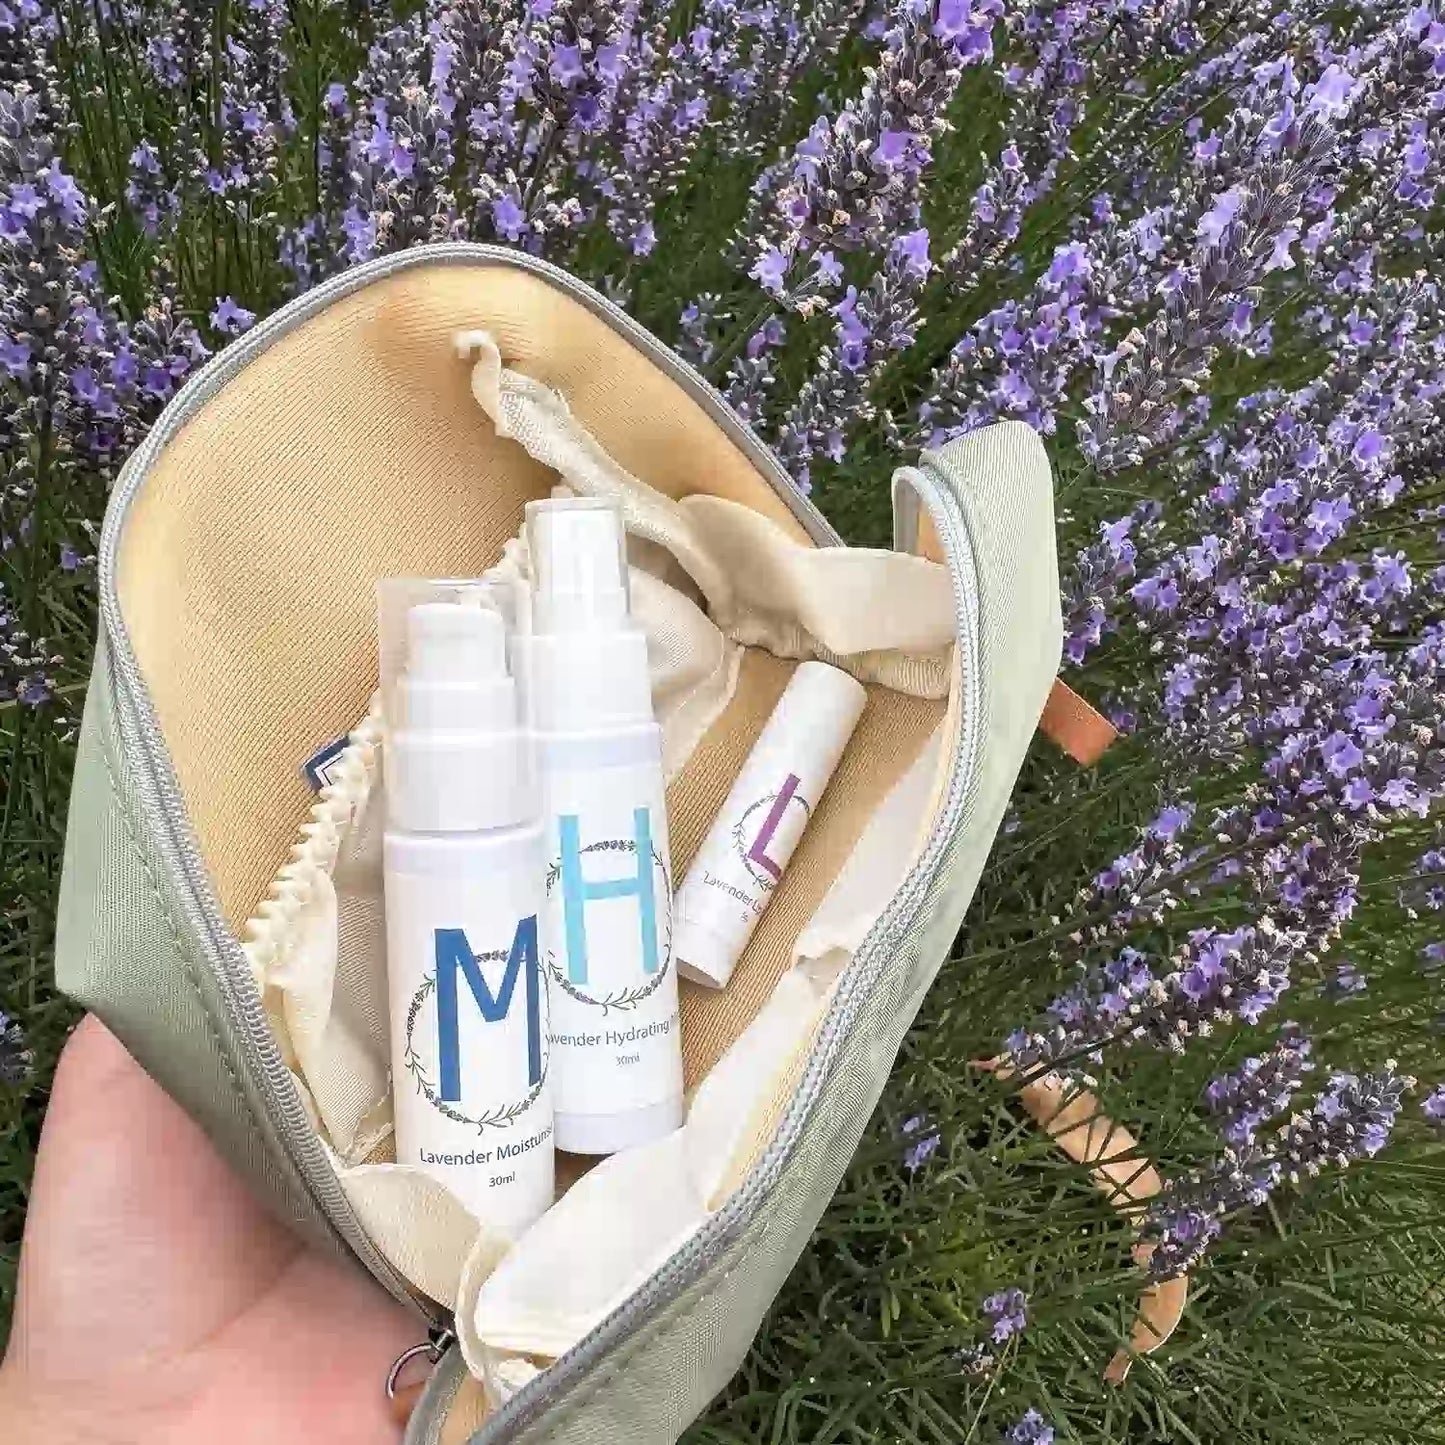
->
xmin=7 ymin=1015 xmax=297 ymax=1380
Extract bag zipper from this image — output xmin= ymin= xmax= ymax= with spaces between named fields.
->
xmin=95 ymin=246 xmax=985 ymax=1420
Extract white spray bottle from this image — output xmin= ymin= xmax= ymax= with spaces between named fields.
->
xmin=384 ymin=600 xmax=554 ymax=1233
xmin=527 ymin=498 xmax=684 ymax=1155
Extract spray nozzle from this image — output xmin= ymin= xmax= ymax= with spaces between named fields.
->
xmin=525 ymin=497 xmax=630 ymax=632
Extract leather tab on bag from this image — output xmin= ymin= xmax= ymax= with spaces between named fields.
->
xmin=1039 ymin=679 xmax=1117 ymax=764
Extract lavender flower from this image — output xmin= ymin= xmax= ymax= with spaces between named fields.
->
xmin=1146 ymin=1062 xmax=1413 ymax=1277
xmin=1203 ymin=1029 xmax=1314 ymax=1148
xmin=729 ymin=0 xmax=998 ymax=318
xmin=924 ymin=6 xmax=1445 ymax=465
xmin=980 ymin=1286 xmax=1029 ymax=1343
xmin=1006 ymin=922 xmax=1299 ymax=1072
xmin=953 ymin=1342 xmax=996 ymax=1375
xmin=0 ymin=1008 xmax=30 ymax=1087
xmin=1004 ymin=1408 xmax=1056 ymax=1445
xmin=1423 ymin=1085 xmax=1445 ymax=1124
xmin=1278 ymin=1066 xmax=1413 ymax=1180
xmin=945 ymin=0 xmax=1203 ymax=293
xmin=901 ymin=1112 xmax=942 ymax=1172
xmin=1400 ymin=846 xmax=1445 ymax=916
xmin=1326 ymin=960 xmax=1368 ymax=999
xmin=774 ymin=229 xmax=930 ymax=487
xmin=210 ymin=296 xmax=256 ymax=336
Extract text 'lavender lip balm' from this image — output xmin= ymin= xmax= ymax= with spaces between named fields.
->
xmin=673 ymin=660 xmax=867 ymax=990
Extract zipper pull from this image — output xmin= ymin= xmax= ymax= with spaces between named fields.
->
xmin=386 ymin=1325 xmax=457 ymax=1426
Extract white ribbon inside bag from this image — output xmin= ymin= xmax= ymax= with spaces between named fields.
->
xmin=242 ymin=332 xmax=958 ymax=1377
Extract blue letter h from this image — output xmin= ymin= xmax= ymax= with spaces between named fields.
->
xmin=558 ymin=808 xmax=659 ymax=986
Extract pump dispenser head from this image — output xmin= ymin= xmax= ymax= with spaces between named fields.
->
xmin=408 ymin=598 xmax=497 ymax=675
xmin=387 ymin=601 xmax=532 ymax=833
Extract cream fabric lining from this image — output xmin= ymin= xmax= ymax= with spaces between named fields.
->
xmin=460 ymin=334 xmax=955 ymax=698
xmin=458 ymin=729 xmax=944 ymax=1394
xmin=116 ymin=262 xmax=822 ymax=934
xmin=246 ymin=683 xmax=944 ymax=1357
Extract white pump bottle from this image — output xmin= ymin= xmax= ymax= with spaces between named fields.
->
xmin=384 ymin=601 xmax=553 ymax=1234
xmin=527 ymin=498 xmax=684 ymax=1155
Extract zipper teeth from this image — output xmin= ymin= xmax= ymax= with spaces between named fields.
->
xmin=241 ymin=706 xmax=383 ymax=983
xmin=95 ymin=244 xmax=838 ymax=1328
xmin=101 ymin=621 xmax=430 ymax=1316
xmin=480 ymin=460 xmax=984 ymax=1442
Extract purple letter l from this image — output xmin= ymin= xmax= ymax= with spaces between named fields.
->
xmin=747 ymin=773 xmax=802 ymax=882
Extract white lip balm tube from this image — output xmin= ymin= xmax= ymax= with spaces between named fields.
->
xmin=527 ymin=497 xmax=684 ymax=1156
xmin=673 ymin=661 xmax=867 ymax=990
xmin=384 ymin=600 xmax=553 ymax=1235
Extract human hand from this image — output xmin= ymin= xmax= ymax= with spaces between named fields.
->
xmin=1 ymin=1016 xmax=419 ymax=1444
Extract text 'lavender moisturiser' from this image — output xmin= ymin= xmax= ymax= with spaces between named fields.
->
xmin=383 ymin=601 xmax=554 ymax=1235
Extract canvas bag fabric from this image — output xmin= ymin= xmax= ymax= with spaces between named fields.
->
xmin=51 ymin=245 xmax=1062 ymax=1444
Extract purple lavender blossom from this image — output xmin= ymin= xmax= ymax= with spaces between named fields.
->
xmin=1006 ymin=922 xmax=1300 ymax=1072
xmin=1423 ymin=1085 xmax=1445 ymax=1123
xmin=0 ymin=0 xmax=209 ymax=705
xmin=902 ymin=1113 xmax=942 ymax=1172
xmin=1400 ymin=847 xmax=1445 ymax=916
xmin=1004 ymin=1409 xmax=1055 ymax=1445
xmin=980 ymin=1286 xmax=1028 ymax=1343
xmin=0 ymin=1008 xmax=30 ymax=1086
xmin=1147 ymin=1063 xmax=1412 ymax=1277
xmin=1326 ymin=960 xmax=1368 ymax=999
xmin=729 ymin=0 xmax=998 ymax=320
xmin=773 ymin=229 xmax=930 ymax=487
xmin=1203 ymin=1029 xmax=1313 ymax=1147
xmin=953 ymin=1342 xmax=996 ymax=1375
xmin=1280 ymin=1066 xmax=1413 ymax=1179
xmin=210 ymin=296 xmax=256 ymax=335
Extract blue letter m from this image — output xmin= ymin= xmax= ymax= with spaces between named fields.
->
xmin=434 ymin=917 xmax=542 ymax=1102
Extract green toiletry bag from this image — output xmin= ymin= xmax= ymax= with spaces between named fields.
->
xmin=54 ymin=244 xmax=1061 ymax=1443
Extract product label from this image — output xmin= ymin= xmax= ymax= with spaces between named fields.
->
xmin=386 ymin=844 xmax=553 ymax=1231
xmin=301 ymin=732 xmax=351 ymax=791
xmin=735 ymin=770 xmax=809 ymax=891
xmin=542 ymin=763 xmax=683 ymax=1121
xmin=692 ymin=768 xmax=814 ymax=930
